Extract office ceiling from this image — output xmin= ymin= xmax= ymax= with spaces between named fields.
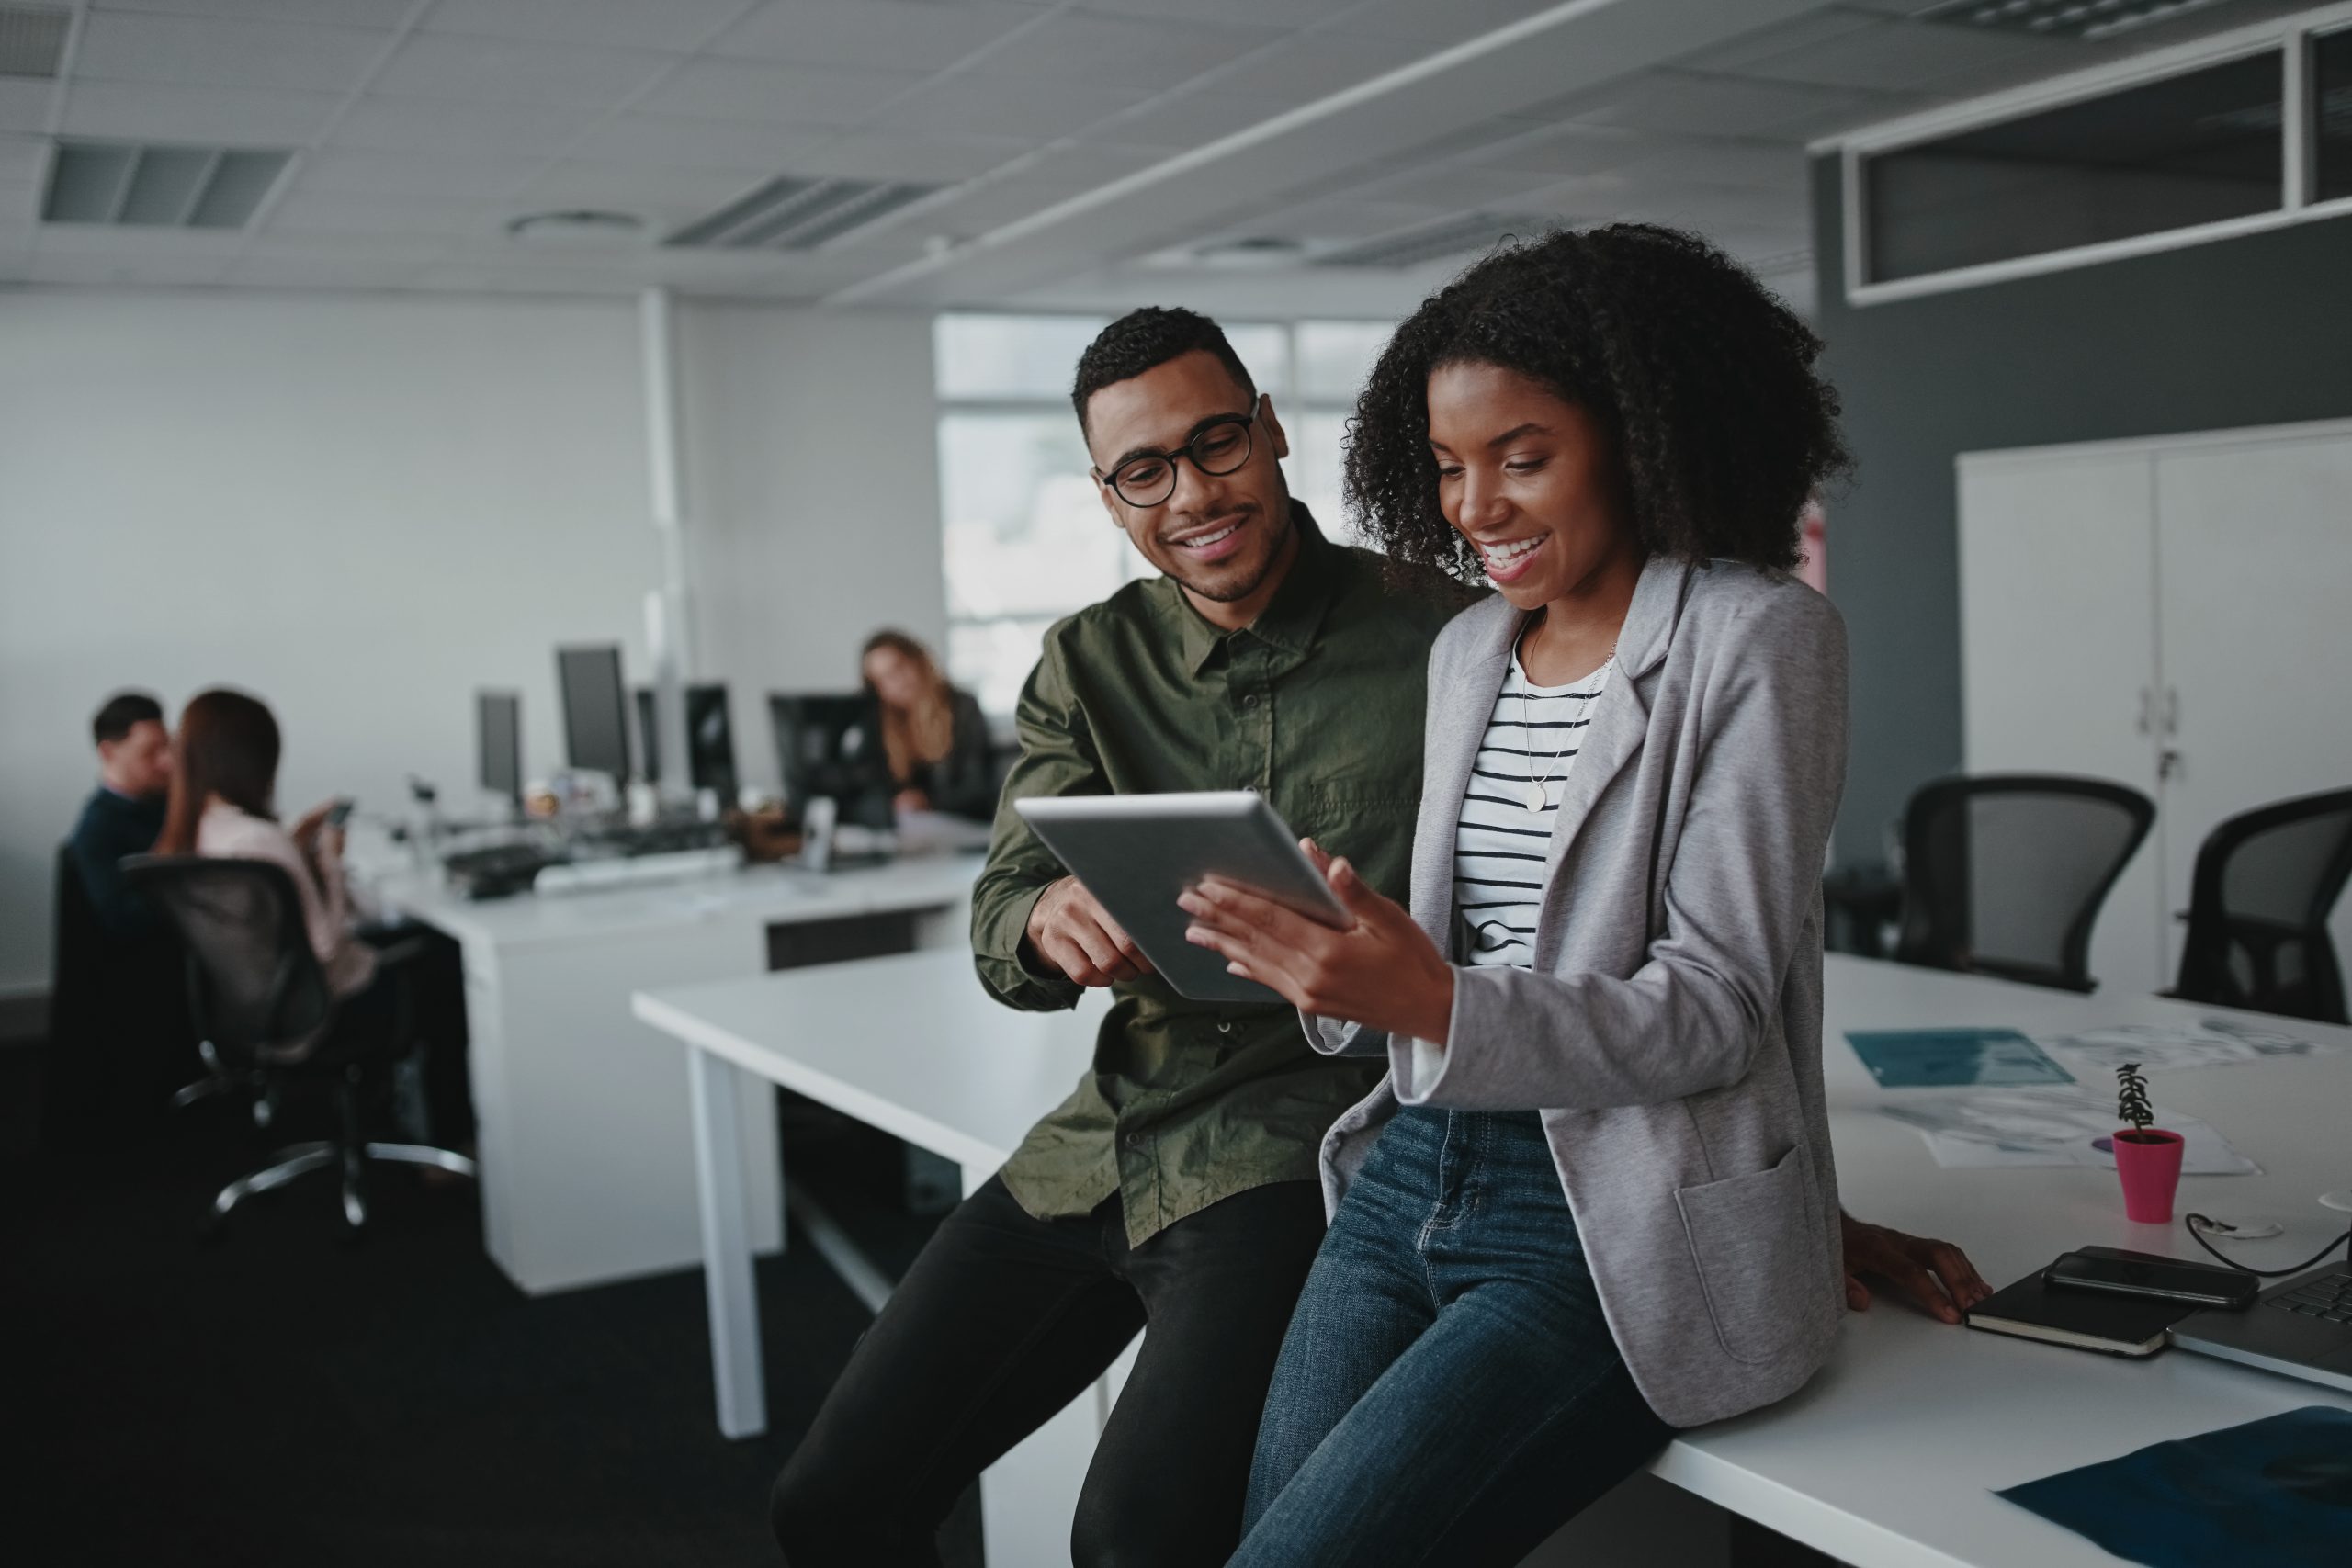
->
xmin=0 ymin=0 xmax=2320 ymax=315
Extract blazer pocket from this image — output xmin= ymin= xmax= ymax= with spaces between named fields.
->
xmin=1674 ymin=1145 xmax=1825 ymax=1367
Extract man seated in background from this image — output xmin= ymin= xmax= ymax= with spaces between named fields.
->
xmin=68 ymin=691 xmax=174 ymax=937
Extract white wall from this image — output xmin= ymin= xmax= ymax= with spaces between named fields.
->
xmin=0 ymin=288 xmax=941 ymax=995
xmin=677 ymin=302 xmax=944 ymax=794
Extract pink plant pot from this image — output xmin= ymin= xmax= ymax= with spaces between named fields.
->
xmin=2113 ymin=1129 xmax=2185 ymax=1224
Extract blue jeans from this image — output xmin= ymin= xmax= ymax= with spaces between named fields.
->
xmin=1235 ymin=1109 xmax=1678 ymax=1568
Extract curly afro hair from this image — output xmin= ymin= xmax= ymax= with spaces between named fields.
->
xmin=1346 ymin=223 xmax=1848 ymax=582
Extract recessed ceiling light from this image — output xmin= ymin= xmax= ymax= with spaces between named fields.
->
xmin=505 ymin=209 xmax=646 ymax=244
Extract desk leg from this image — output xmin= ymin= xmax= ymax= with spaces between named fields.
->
xmin=688 ymin=1044 xmax=766 ymax=1438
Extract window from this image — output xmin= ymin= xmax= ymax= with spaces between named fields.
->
xmin=935 ymin=313 xmax=1391 ymax=713
xmin=1863 ymin=51 xmax=2284 ymax=286
xmin=2317 ymin=25 xmax=2352 ymax=204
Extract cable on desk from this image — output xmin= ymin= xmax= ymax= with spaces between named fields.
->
xmin=2184 ymin=1213 xmax=2352 ymax=1277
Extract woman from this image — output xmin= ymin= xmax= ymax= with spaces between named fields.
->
xmin=1182 ymin=226 xmax=1984 ymax=1567
xmin=155 ymin=687 xmax=377 ymax=1001
xmin=860 ymin=630 xmax=997 ymax=821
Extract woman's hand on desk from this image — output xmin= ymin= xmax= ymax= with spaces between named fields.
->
xmin=1181 ymin=840 xmax=1454 ymax=1045
xmin=1839 ymin=1213 xmax=1992 ymax=1325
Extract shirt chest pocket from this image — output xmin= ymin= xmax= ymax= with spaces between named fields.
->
xmin=1281 ymin=792 xmax=1420 ymax=907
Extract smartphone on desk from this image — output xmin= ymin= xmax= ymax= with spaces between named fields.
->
xmin=2043 ymin=1247 xmax=2259 ymax=1309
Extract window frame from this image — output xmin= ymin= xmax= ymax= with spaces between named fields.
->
xmin=1828 ymin=1 xmax=2352 ymax=308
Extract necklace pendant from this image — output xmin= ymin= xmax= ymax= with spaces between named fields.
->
xmin=1522 ymin=781 xmax=1550 ymax=813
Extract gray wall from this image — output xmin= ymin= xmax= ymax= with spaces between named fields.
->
xmin=1808 ymin=153 xmax=2352 ymax=867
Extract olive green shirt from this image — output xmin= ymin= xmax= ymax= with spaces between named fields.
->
xmin=971 ymin=505 xmax=1466 ymax=1247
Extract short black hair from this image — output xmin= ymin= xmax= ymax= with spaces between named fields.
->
xmin=1348 ymin=223 xmax=1849 ymax=581
xmin=92 ymin=690 xmax=164 ymax=747
xmin=1070 ymin=307 xmax=1256 ymax=437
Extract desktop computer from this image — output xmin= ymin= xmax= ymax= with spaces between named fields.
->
xmin=769 ymin=692 xmax=895 ymax=830
xmin=557 ymin=645 xmax=630 ymax=782
xmin=635 ymin=683 xmax=738 ymax=801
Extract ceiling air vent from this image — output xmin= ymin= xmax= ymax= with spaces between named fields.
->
xmin=42 ymin=140 xmax=293 ymax=229
xmin=1921 ymin=0 xmax=2240 ymax=43
xmin=0 ymin=6 xmax=69 ymax=79
xmin=666 ymin=174 xmax=941 ymax=252
xmin=1316 ymin=212 xmax=1555 ymax=270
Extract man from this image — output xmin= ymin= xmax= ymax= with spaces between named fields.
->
xmin=69 ymin=691 xmax=174 ymax=936
xmin=771 ymin=310 xmax=1984 ymax=1566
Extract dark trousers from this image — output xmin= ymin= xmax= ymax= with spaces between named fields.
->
xmin=770 ymin=1175 xmax=1329 ymax=1568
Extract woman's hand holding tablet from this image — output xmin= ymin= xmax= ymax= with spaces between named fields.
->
xmin=1181 ymin=840 xmax=1455 ymax=1044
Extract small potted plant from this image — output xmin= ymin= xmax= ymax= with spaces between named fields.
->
xmin=2112 ymin=1063 xmax=2184 ymax=1224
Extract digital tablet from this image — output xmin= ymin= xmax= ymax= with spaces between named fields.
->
xmin=1013 ymin=791 xmax=1349 ymax=1003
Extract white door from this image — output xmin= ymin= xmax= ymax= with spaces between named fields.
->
xmin=2154 ymin=431 xmax=2352 ymax=984
xmin=1957 ymin=451 xmax=2165 ymax=995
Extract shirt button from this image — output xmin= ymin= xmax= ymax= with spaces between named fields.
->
xmin=1124 ymin=1132 xmax=1145 ymax=1149
xmin=1216 ymin=1021 xmax=1236 ymax=1034
xmin=1241 ymin=693 xmax=1260 ymax=708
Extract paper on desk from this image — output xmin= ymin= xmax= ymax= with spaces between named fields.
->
xmin=1879 ymin=1088 xmax=2260 ymax=1174
xmin=2037 ymin=1018 xmax=2334 ymax=1077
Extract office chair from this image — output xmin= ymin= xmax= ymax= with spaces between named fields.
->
xmin=2171 ymin=789 xmax=2352 ymax=1025
xmin=40 ymin=842 xmax=198 ymax=1146
xmin=1895 ymin=773 xmax=2155 ymax=993
xmin=120 ymin=854 xmax=476 ymax=1235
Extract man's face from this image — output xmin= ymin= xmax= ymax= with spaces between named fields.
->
xmin=1083 ymin=350 xmax=1294 ymax=605
xmin=100 ymin=718 xmax=174 ymax=799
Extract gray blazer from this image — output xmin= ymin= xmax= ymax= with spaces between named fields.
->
xmin=1310 ymin=555 xmax=1849 ymax=1429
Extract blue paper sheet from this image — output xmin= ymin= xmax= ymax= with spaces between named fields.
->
xmin=1999 ymin=1406 xmax=2352 ymax=1567
xmin=1846 ymin=1028 xmax=2075 ymax=1087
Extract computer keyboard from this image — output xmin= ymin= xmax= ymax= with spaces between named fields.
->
xmin=2265 ymin=1269 xmax=2352 ymax=1323
xmin=533 ymin=846 xmax=739 ymax=894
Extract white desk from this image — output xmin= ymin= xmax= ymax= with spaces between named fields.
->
xmin=636 ymin=952 xmax=2352 ymax=1568
xmin=368 ymin=852 xmax=981 ymax=1294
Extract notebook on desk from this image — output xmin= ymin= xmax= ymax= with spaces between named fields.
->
xmin=1966 ymin=1269 xmax=2197 ymax=1357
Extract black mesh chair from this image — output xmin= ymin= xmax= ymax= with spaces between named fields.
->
xmin=1895 ymin=774 xmax=2156 ymax=993
xmin=120 ymin=853 xmax=476 ymax=1234
xmin=2171 ymin=790 xmax=2352 ymax=1024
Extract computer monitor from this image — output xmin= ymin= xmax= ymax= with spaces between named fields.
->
xmin=768 ymin=692 xmax=894 ymax=829
xmin=557 ymin=645 xmax=630 ymax=781
xmin=635 ymin=683 xmax=738 ymax=799
xmin=477 ymin=690 xmax=522 ymax=805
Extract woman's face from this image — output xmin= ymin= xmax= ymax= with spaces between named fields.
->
xmin=864 ymin=647 xmax=924 ymax=710
xmin=1424 ymin=360 xmax=1638 ymax=611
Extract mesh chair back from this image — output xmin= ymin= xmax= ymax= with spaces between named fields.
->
xmin=120 ymin=855 xmax=334 ymax=1066
xmin=2174 ymin=789 xmax=2352 ymax=1024
xmin=1897 ymin=774 xmax=2155 ymax=993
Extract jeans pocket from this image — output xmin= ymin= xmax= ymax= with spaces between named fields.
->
xmin=1672 ymin=1145 xmax=1824 ymax=1366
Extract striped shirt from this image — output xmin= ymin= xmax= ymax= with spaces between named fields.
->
xmin=1452 ymin=650 xmax=1613 ymax=971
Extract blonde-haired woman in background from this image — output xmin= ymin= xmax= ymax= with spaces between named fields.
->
xmin=861 ymin=630 xmax=998 ymax=821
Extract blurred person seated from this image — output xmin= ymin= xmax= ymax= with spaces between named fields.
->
xmin=43 ymin=690 xmax=193 ymax=1140
xmin=862 ymin=629 xmax=997 ymax=821
xmin=68 ymin=690 xmax=174 ymax=937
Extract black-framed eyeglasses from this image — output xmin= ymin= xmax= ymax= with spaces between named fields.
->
xmin=1095 ymin=410 xmax=1258 ymax=508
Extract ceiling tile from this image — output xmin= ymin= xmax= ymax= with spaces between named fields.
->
xmin=424 ymin=0 xmax=754 ymax=50
xmin=1732 ymin=16 xmax=2077 ymax=93
xmin=1343 ymin=0 xmax=1568 ymax=44
xmin=871 ymin=74 xmax=1146 ymax=141
xmin=224 ymin=254 xmax=436 ymax=289
xmin=1535 ymin=69 xmax=1901 ymax=139
xmin=567 ymin=113 xmax=820 ymax=171
xmin=295 ymin=148 xmax=550 ymax=201
xmin=26 ymin=250 xmax=233 ymax=286
xmin=514 ymin=160 xmax=771 ymax=220
xmin=709 ymin=1 xmax=1044 ymax=73
xmin=966 ymin=12 xmax=1287 ymax=93
xmin=1080 ymin=0 xmax=1362 ymax=23
xmin=0 ymin=135 xmax=47 ymax=186
xmin=1457 ymin=121 xmax=1649 ymax=177
xmin=0 ymin=79 xmax=52 ymax=135
xmin=90 ymin=1 xmax=421 ymax=25
xmin=1353 ymin=164 xmax=1566 ymax=209
xmin=637 ymin=58 xmax=927 ymax=126
xmin=1668 ymin=7 xmax=1886 ymax=74
xmin=370 ymin=33 xmax=676 ymax=107
xmin=331 ymin=96 xmax=606 ymax=159
xmin=74 ymin=13 xmax=393 ymax=95
xmin=265 ymin=189 xmax=506 ymax=238
xmin=60 ymin=80 xmax=346 ymax=143
xmin=1610 ymin=137 xmax=1810 ymax=194
xmin=787 ymin=128 xmax=1039 ymax=185
xmin=1189 ymin=31 xmax=1429 ymax=105
xmin=1079 ymin=88 xmax=1264 ymax=151
xmin=31 ymin=222 xmax=245 ymax=257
